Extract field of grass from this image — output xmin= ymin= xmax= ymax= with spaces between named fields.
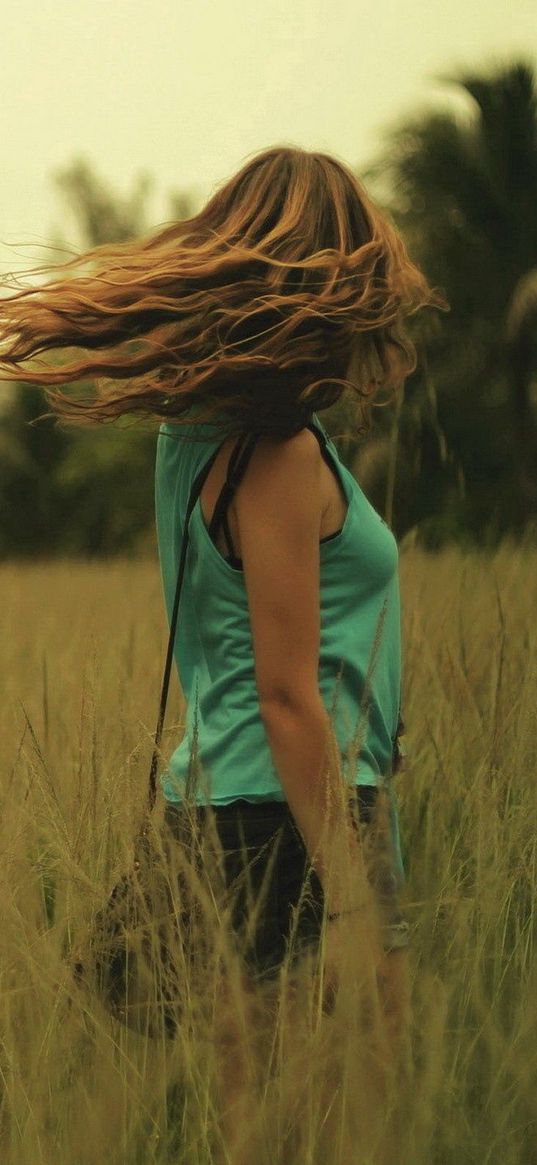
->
xmin=1 ymin=542 xmax=536 ymax=1164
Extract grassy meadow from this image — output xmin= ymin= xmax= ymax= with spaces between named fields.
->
xmin=1 ymin=541 xmax=536 ymax=1164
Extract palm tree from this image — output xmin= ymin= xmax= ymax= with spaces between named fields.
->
xmin=364 ymin=60 xmax=537 ymax=539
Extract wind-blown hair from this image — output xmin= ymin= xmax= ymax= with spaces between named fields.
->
xmin=0 ymin=145 xmax=447 ymax=440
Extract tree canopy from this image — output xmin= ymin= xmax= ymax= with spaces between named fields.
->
xmin=362 ymin=59 xmax=537 ymax=548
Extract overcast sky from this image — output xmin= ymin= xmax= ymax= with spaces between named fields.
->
xmin=1 ymin=0 xmax=536 ymax=277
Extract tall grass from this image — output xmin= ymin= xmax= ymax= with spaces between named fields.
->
xmin=0 ymin=543 xmax=536 ymax=1164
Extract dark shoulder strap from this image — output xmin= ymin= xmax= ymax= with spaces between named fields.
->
xmin=208 ymin=432 xmax=260 ymax=556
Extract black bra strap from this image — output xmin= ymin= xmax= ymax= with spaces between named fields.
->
xmin=220 ymin=510 xmax=236 ymax=561
xmin=208 ymin=431 xmax=260 ymax=550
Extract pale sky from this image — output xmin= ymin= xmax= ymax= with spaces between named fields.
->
xmin=1 ymin=0 xmax=536 ymax=276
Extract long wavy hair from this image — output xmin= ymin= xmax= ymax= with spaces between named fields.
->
xmin=0 ymin=145 xmax=447 ymax=440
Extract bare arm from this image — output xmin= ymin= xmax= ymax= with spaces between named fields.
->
xmin=234 ymin=429 xmax=365 ymax=915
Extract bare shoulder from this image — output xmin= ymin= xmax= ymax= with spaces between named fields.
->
xmin=235 ymin=426 xmax=322 ymax=530
xmin=233 ymin=426 xmax=324 ymax=707
xmin=241 ymin=425 xmax=321 ymax=494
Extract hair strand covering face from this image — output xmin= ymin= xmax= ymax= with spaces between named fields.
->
xmin=0 ymin=145 xmax=448 ymax=441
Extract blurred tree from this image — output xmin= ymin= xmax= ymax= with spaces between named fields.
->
xmin=363 ymin=59 xmax=537 ymax=547
xmin=1 ymin=161 xmax=195 ymax=558
xmin=0 ymin=387 xmax=69 ymax=556
xmin=506 ymin=267 xmax=537 ymax=499
xmin=52 ymin=156 xmax=155 ymax=248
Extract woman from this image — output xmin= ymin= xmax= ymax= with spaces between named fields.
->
xmin=0 ymin=144 xmax=445 ymax=1155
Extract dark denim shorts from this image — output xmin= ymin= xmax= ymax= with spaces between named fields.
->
xmin=163 ymin=786 xmax=410 ymax=984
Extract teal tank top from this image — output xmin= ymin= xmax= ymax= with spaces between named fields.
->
xmin=154 ymin=410 xmax=403 ymax=811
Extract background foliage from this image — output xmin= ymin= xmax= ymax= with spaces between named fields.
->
xmin=1 ymin=58 xmax=536 ymax=558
